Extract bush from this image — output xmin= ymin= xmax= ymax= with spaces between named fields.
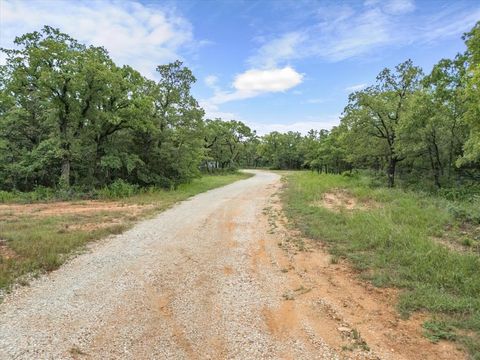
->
xmin=447 ymin=200 xmax=480 ymax=224
xmin=0 ymin=190 xmax=17 ymax=202
xmin=96 ymin=179 xmax=139 ymax=199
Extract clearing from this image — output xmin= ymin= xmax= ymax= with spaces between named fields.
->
xmin=0 ymin=171 xmax=465 ymax=359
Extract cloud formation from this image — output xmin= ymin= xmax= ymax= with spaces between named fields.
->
xmin=0 ymin=0 xmax=195 ymax=78
xmin=250 ymin=0 xmax=479 ymax=66
xmin=345 ymin=83 xmax=367 ymax=92
xmin=248 ymin=32 xmax=305 ymax=68
xmin=234 ymin=67 xmax=303 ymax=93
xmin=208 ymin=66 xmax=303 ymax=105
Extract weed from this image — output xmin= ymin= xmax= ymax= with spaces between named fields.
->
xmin=282 ymin=291 xmax=295 ymax=300
xmin=423 ymin=320 xmax=457 ymax=343
xmin=330 ymin=255 xmax=340 ymax=264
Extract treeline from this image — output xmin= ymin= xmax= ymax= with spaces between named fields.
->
xmin=235 ymin=22 xmax=480 ymax=189
xmin=1 ymin=24 xmax=479 ymax=192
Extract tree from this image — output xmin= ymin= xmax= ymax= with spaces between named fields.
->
xmin=1 ymin=26 xmax=92 ymax=189
xmin=204 ymin=119 xmax=255 ymax=170
xmin=134 ymin=60 xmax=205 ymax=187
xmin=0 ymin=27 xmax=207 ymax=191
xmin=460 ymin=21 xmax=480 ymax=166
xmin=343 ymin=60 xmax=423 ymax=187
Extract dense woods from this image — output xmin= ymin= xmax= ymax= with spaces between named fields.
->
xmin=0 ymin=26 xmax=207 ymax=191
xmin=1 ymin=23 xmax=479 ymax=193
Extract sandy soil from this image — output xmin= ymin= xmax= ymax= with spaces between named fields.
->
xmin=0 ymin=171 xmax=465 ymax=359
xmin=0 ymin=201 xmax=150 ymax=218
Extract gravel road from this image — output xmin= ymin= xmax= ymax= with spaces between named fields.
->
xmin=0 ymin=171 xmax=341 ymax=359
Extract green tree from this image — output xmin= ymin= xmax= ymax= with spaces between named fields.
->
xmin=460 ymin=21 xmax=480 ymax=165
xmin=343 ymin=60 xmax=423 ymax=187
xmin=204 ymin=119 xmax=255 ymax=170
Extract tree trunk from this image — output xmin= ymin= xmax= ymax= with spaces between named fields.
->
xmin=387 ymin=157 xmax=397 ymax=188
xmin=60 ymin=157 xmax=70 ymax=189
xmin=428 ymin=146 xmax=442 ymax=189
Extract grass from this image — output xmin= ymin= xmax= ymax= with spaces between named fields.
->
xmin=282 ymin=171 xmax=480 ymax=358
xmin=0 ymin=172 xmax=252 ymax=293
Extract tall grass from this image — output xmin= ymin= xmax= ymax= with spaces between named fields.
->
xmin=283 ymin=172 xmax=480 ymax=358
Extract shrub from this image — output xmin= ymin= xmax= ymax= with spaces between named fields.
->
xmin=96 ymin=179 xmax=139 ymax=199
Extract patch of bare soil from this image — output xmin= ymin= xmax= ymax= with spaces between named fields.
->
xmin=431 ymin=236 xmax=469 ymax=253
xmin=0 ymin=239 xmax=18 ymax=260
xmin=312 ymin=189 xmax=379 ymax=212
xmin=63 ymin=220 xmax=126 ymax=232
xmin=265 ymin=187 xmax=465 ymax=360
xmin=0 ymin=201 xmax=150 ymax=218
xmin=432 ymin=223 xmax=480 ymax=254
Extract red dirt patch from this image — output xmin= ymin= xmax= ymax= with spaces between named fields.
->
xmin=312 ymin=189 xmax=380 ymax=212
xmin=0 ymin=201 xmax=150 ymax=218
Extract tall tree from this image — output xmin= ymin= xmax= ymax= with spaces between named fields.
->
xmin=343 ymin=60 xmax=423 ymax=187
xmin=460 ymin=21 xmax=480 ymax=166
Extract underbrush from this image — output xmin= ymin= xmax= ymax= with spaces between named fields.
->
xmin=282 ymin=172 xmax=480 ymax=358
xmin=0 ymin=171 xmax=252 ymax=203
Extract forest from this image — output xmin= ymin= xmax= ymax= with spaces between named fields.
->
xmin=1 ymin=23 xmax=479 ymax=195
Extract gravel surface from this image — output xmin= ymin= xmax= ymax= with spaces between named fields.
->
xmin=0 ymin=170 xmax=340 ymax=359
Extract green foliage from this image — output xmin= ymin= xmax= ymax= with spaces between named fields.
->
xmin=96 ymin=179 xmax=139 ymax=199
xmin=460 ymin=22 xmax=480 ymax=165
xmin=423 ymin=320 xmax=457 ymax=343
xmin=203 ymin=119 xmax=255 ymax=171
xmin=0 ymin=27 xmax=205 ymax=192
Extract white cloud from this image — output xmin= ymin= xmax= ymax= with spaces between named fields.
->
xmin=317 ymin=7 xmax=392 ymax=61
xmin=234 ymin=67 xmax=303 ymax=93
xmin=0 ymin=0 xmax=195 ymax=78
xmin=382 ymin=0 xmax=415 ymax=15
xmin=419 ymin=10 xmax=480 ymax=43
xmin=345 ymin=83 xmax=367 ymax=92
xmin=209 ymin=66 xmax=303 ymax=104
xmin=249 ymin=0 xmax=479 ymax=65
xmin=248 ymin=32 xmax=306 ymax=68
xmin=204 ymin=75 xmax=220 ymax=93
xmin=199 ymin=101 xmax=237 ymax=120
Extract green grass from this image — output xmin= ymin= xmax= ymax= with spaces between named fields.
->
xmin=0 ymin=172 xmax=252 ymax=293
xmin=282 ymin=171 xmax=480 ymax=358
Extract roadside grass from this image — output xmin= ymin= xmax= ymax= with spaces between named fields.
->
xmin=0 ymin=172 xmax=252 ymax=293
xmin=282 ymin=171 xmax=480 ymax=358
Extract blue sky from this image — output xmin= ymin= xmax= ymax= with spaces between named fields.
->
xmin=1 ymin=0 xmax=479 ymax=134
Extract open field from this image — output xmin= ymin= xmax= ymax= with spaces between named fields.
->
xmin=0 ymin=172 xmax=252 ymax=293
xmin=282 ymin=171 xmax=480 ymax=358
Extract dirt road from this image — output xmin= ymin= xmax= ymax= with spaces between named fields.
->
xmin=0 ymin=171 xmax=464 ymax=359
